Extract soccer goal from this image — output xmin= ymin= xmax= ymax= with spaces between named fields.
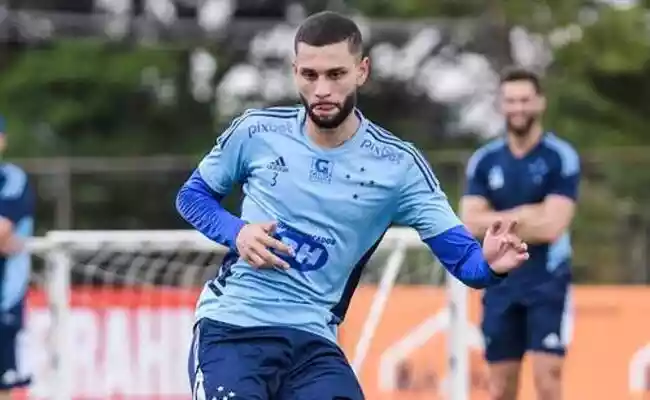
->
xmin=25 ymin=228 xmax=476 ymax=400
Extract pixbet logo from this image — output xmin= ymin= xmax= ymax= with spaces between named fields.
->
xmin=360 ymin=139 xmax=405 ymax=164
xmin=247 ymin=121 xmax=293 ymax=137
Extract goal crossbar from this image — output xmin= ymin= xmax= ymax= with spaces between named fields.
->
xmin=41 ymin=227 xmax=424 ymax=251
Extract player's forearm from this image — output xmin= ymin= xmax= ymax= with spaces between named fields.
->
xmin=508 ymin=204 xmax=562 ymax=243
xmin=461 ymin=210 xmax=504 ymax=239
xmin=425 ymin=225 xmax=505 ymax=289
xmin=175 ymin=170 xmax=245 ymax=250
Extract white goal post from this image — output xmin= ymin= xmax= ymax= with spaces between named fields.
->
xmin=26 ymin=228 xmax=470 ymax=400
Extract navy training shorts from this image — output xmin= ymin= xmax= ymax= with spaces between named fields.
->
xmin=188 ymin=318 xmax=364 ymax=400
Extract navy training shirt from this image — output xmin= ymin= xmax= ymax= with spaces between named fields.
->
xmin=464 ymin=133 xmax=580 ymax=295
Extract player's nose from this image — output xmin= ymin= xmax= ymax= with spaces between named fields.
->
xmin=512 ymin=101 xmax=531 ymax=113
xmin=313 ymin=78 xmax=332 ymax=98
xmin=507 ymin=106 xmax=527 ymax=116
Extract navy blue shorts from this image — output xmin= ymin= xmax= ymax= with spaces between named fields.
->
xmin=0 ymin=301 xmax=30 ymax=390
xmin=188 ymin=318 xmax=364 ymax=400
xmin=481 ymin=280 xmax=573 ymax=363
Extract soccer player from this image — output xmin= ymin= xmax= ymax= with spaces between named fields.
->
xmin=176 ymin=12 xmax=529 ymax=400
xmin=0 ymin=117 xmax=34 ymax=399
xmin=460 ymin=68 xmax=580 ymax=400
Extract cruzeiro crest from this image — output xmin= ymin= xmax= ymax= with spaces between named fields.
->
xmin=488 ymin=165 xmax=504 ymax=190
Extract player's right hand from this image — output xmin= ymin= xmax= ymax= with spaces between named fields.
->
xmin=235 ymin=222 xmax=294 ymax=270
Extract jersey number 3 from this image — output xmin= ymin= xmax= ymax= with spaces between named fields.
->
xmin=270 ymin=172 xmax=278 ymax=187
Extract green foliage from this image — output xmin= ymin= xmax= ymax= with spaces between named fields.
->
xmin=578 ymin=8 xmax=650 ymax=73
xmin=0 ymin=40 xmax=214 ymax=156
xmin=543 ymin=7 xmax=650 ymax=281
xmin=349 ymin=0 xmax=483 ymax=18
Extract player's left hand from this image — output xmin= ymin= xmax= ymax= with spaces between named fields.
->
xmin=482 ymin=219 xmax=529 ymax=275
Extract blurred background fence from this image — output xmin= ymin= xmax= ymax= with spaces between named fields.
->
xmin=20 ymin=149 xmax=650 ymax=286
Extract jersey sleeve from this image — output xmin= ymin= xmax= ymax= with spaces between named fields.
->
xmin=0 ymin=165 xmax=34 ymax=225
xmin=197 ymin=113 xmax=254 ymax=196
xmin=548 ymin=145 xmax=581 ymax=201
xmin=393 ymin=152 xmax=462 ymax=240
xmin=464 ymin=149 xmax=489 ymax=198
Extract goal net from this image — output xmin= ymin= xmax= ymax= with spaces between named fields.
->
xmin=24 ymin=228 xmax=481 ymax=400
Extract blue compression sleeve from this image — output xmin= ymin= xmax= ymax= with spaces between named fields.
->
xmin=175 ymin=170 xmax=245 ymax=250
xmin=425 ymin=225 xmax=505 ymax=289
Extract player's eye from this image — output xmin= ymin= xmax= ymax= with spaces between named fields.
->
xmin=327 ymin=70 xmax=346 ymax=80
xmin=301 ymin=70 xmax=318 ymax=81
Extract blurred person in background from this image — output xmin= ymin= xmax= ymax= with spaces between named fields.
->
xmin=0 ymin=116 xmax=34 ymax=399
xmin=460 ymin=68 xmax=580 ymax=400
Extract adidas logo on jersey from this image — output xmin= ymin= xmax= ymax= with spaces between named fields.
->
xmin=267 ymin=157 xmax=289 ymax=172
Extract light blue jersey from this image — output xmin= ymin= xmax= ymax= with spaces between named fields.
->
xmin=191 ymin=106 xmax=464 ymax=342
xmin=0 ymin=163 xmax=34 ymax=314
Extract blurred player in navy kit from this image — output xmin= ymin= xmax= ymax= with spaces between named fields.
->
xmin=0 ymin=116 xmax=34 ymax=399
xmin=460 ymin=68 xmax=580 ymax=400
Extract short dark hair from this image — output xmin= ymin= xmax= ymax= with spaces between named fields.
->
xmin=294 ymin=11 xmax=363 ymax=56
xmin=500 ymin=67 xmax=543 ymax=94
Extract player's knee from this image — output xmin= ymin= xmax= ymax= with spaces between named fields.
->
xmin=487 ymin=362 xmax=520 ymax=400
xmin=0 ymin=390 xmax=12 ymax=400
xmin=533 ymin=376 xmax=562 ymax=400
xmin=532 ymin=353 xmax=563 ymax=400
xmin=489 ymin=379 xmax=519 ymax=400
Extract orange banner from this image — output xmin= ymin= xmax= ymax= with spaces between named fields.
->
xmin=339 ymin=286 xmax=650 ymax=400
xmin=18 ymin=286 xmax=650 ymax=399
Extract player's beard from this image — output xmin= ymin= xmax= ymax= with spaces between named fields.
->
xmin=301 ymin=92 xmax=356 ymax=130
xmin=507 ymin=114 xmax=538 ymax=137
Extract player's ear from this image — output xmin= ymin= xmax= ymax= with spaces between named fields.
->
xmin=357 ymin=56 xmax=370 ymax=86
xmin=538 ymin=93 xmax=547 ymax=112
xmin=292 ymin=61 xmax=301 ymax=87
